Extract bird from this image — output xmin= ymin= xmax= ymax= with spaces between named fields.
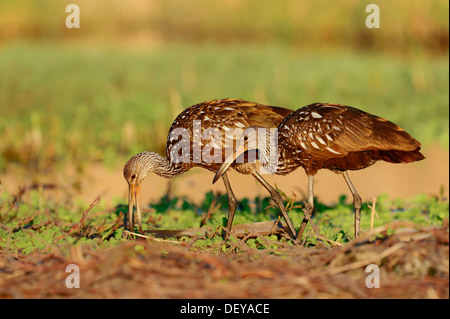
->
xmin=123 ymin=98 xmax=297 ymax=240
xmin=213 ymin=102 xmax=425 ymax=241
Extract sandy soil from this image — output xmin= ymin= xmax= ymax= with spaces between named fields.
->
xmin=2 ymin=145 xmax=447 ymax=208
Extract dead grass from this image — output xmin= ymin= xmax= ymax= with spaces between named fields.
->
xmin=0 ymin=220 xmax=447 ymax=299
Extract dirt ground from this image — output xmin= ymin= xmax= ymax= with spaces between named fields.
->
xmin=0 ymin=221 xmax=448 ymax=299
xmin=0 ymin=145 xmax=448 ymax=300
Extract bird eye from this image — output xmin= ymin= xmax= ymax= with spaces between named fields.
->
xmin=244 ymin=136 xmax=249 ymax=141
xmin=131 ymin=174 xmax=136 ymax=180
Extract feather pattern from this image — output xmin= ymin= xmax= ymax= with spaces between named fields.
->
xmin=214 ymin=102 xmax=425 ymax=240
xmin=123 ymin=98 xmax=297 ymax=237
xmin=166 ymin=98 xmax=292 ymax=172
xmin=273 ymin=103 xmax=424 ymax=175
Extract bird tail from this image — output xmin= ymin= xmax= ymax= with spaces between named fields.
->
xmin=376 ymin=148 xmax=425 ymax=164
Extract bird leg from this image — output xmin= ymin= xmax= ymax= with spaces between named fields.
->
xmin=251 ymin=171 xmax=297 ymax=240
xmin=221 ymin=172 xmax=237 ymax=241
xmin=341 ymin=171 xmax=362 ymax=238
xmin=295 ymin=174 xmax=314 ymax=244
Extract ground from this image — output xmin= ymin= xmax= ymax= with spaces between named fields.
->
xmin=0 ymin=145 xmax=448 ymax=299
xmin=0 ymin=222 xmax=448 ymax=299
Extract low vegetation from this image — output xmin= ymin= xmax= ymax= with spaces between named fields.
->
xmin=1 ymin=186 xmax=447 ymax=255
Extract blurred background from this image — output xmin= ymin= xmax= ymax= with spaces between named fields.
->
xmin=0 ymin=0 xmax=448 ymax=193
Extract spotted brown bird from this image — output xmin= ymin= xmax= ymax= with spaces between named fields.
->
xmin=123 ymin=98 xmax=297 ymax=240
xmin=213 ymin=102 xmax=425 ymax=240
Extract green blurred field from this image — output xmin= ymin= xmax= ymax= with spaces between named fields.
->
xmin=0 ymin=0 xmax=448 ymax=54
xmin=0 ymin=43 xmax=448 ymax=171
xmin=0 ymin=0 xmax=448 ymax=171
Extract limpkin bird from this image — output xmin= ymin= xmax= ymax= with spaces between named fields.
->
xmin=213 ymin=102 xmax=425 ymax=240
xmin=123 ymin=98 xmax=297 ymax=240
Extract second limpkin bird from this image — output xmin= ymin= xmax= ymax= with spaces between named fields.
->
xmin=214 ymin=102 xmax=425 ymax=240
xmin=123 ymin=98 xmax=297 ymax=240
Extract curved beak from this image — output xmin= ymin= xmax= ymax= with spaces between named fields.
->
xmin=127 ymin=183 xmax=142 ymax=232
xmin=212 ymin=142 xmax=249 ymax=184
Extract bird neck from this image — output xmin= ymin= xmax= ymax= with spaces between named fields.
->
xmin=255 ymin=128 xmax=280 ymax=174
xmin=141 ymin=151 xmax=186 ymax=179
xmin=255 ymin=129 xmax=296 ymax=175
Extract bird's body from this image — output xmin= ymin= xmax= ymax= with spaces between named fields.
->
xmin=214 ymin=102 xmax=425 ymax=240
xmin=165 ymin=98 xmax=293 ymax=172
xmin=268 ymin=103 xmax=424 ymax=175
xmin=123 ymin=98 xmax=297 ymax=239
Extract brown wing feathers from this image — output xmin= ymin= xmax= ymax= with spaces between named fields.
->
xmin=283 ymin=103 xmax=424 ymax=167
xmin=166 ymin=98 xmax=294 ymax=169
xmin=168 ymin=100 xmax=423 ymax=172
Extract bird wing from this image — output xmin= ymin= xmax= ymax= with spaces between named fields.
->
xmin=281 ymin=103 xmax=420 ymax=161
xmin=166 ymin=98 xmax=293 ymax=165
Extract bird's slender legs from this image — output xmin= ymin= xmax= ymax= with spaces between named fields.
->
xmin=251 ymin=171 xmax=297 ymax=240
xmin=341 ymin=171 xmax=362 ymax=238
xmin=296 ymin=174 xmax=314 ymax=243
xmin=221 ymin=172 xmax=237 ymax=241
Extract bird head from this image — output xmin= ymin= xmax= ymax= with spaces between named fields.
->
xmin=123 ymin=152 xmax=154 ymax=230
xmin=123 ymin=153 xmax=151 ymax=186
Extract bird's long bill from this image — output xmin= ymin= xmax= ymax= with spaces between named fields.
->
xmin=212 ymin=142 xmax=249 ymax=184
xmin=127 ymin=183 xmax=141 ymax=231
